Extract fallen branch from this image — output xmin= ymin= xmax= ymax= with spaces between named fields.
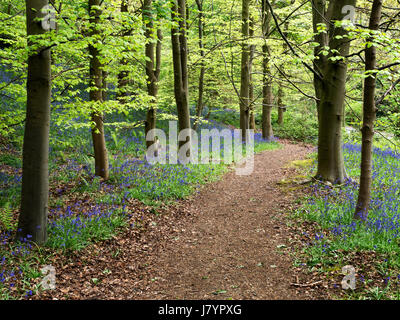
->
xmin=291 ymin=280 xmax=323 ymax=287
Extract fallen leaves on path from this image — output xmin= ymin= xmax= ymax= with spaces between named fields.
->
xmin=33 ymin=141 xmax=328 ymax=300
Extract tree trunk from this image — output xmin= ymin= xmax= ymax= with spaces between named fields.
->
xmin=312 ymin=0 xmax=328 ymax=119
xmin=354 ymin=0 xmax=382 ymax=220
xmin=89 ymin=0 xmax=109 ymax=180
xmin=117 ymin=0 xmax=129 ymax=103
xmin=277 ymin=21 xmax=288 ymax=126
xmin=317 ymin=74 xmax=347 ymax=183
xmin=193 ymin=0 xmax=205 ymax=132
xmin=143 ymin=0 xmax=162 ymax=150
xmin=102 ymin=70 xmax=107 ymax=102
xmin=17 ymin=0 xmax=51 ymax=244
xmin=313 ymin=0 xmax=356 ymax=184
xmin=205 ymin=105 xmax=212 ymax=119
xmin=261 ymin=0 xmax=273 ymax=140
xmin=171 ymin=0 xmax=191 ymax=149
xmin=239 ymin=0 xmax=250 ymax=141
xmin=277 ymin=87 xmax=284 ymax=125
xmin=249 ymin=16 xmax=256 ymax=130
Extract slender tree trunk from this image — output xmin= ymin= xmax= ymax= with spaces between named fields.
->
xmin=261 ymin=0 xmax=273 ymax=140
xmin=249 ymin=16 xmax=256 ymax=130
xmin=193 ymin=0 xmax=205 ymax=131
xmin=171 ymin=0 xmax=191 ymax=149
xmin=354 ymin=0 xmax=382 ymax=220
xmin=143 ymin=0 xmax=162 ymax=150
xmin=312 ymin=0 xmax=327 ymax=119
xmin=102 ymin=70 xmax=107 ymax=102
xmin=205 ymin=105 xmax=212 ymax=119
xmin=277 ymin=21 xmax=288 ymax=125
xmin=312 ymin=0 xmax=328 ymax=178
xmin=277 ymin=87 xmax=284 ymax=125
xmin=17 ymin=0 xmax=51 ymax=244
xmin=89 ymin=0 xmax=109 ymax=180
xmin=313 ymin=0 xmax=356 ymax=184
xmin=239 ymin=0 xmax=250 ymax=141
xmin=178 ymin=0 xmax=189 ymax=100
xmin=117 ymin=0 xmax=129 ymax=103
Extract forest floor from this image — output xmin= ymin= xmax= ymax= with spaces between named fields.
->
xmin=34 ymin=140 xmax=329 ymax=300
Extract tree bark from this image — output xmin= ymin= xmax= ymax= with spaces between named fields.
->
xmin=193 ymin=0 xmax=205 ymax=131
xmin=102 ymin=70 xmax=107 ymax=102
xmin=249 ymin=16 xmax=256 ymax=130
xmin=261 ymin=0 xmax=273 ymax=140
xmin=277 ymin=88 xmax=284 ymax=125
xmin=17 ymin=0 xmax=51 ymax=244
xmin=354 ymin=0 xmax=382 ymax=220
xmin=312 ymin=0 xmax=327 ymax=118
xmin=117 ymin=0 xmax=130 ymax=103
xmin=277 ymin=21 xmax=288 ymax=126
xmin=239 ymin=0 xmax=250 ymax=141
xmin=171 ymin=0 xmax=191 ymax=149
xmin=313 ymin=0 xmax=356 ymax=184
xmin=89 ymin=0 xmax=109 ymax=180
xmin=143 ymin=0 xmax=162 ymax=150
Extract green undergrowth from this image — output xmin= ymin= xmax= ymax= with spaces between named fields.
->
xmin=288 ymin=139 xmax=400 ymax=300
xmin=46 ymin=208 xmax=128 ymax=251
xmin=0 ymin=120 xmax=281 ymax=299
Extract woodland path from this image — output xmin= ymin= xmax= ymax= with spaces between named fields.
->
xmin=36 ymin=141 xmax=326 ymax=300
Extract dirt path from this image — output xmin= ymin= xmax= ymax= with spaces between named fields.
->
xmin=36 ymin=141 xmax=325 ymax=300
xmin=135 ymin=141 xmax=317 ymax=300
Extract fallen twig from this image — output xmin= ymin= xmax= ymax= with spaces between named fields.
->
xmin=291 ymin=280 xmax=323 ymax=287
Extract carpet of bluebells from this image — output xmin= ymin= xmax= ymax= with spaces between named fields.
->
xmin=300 ymin=142 xmax=400 ymax=264
xmin=0 ymin=107 xmax=278 ymax=299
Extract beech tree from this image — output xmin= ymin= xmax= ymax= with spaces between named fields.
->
xmin=261 ymin=0 xmax=273 ymax=140
xmin=17 ymin=0 xmax=52 ymax=244
xmin=193 ymin=0 xmax=205 ymax=131
xmin=312 ymin=0 xmax=357 ymax=184
xmin=171 ymin=0 xmax=191 ymax=149
xmin=88 ymin=0 xmax=109 ymax=180
xmin=239 ymin=0 xmax=250 ymax=141
xmin=117 ymin=0 xmax=130 ymax=103
xmin=354 ymin=0 xmax=383 ymax=220
xmin=249 ymin=16 xmax=256 ymax=130
xmin=143 ymin=0 xmax=162 ymax=150
xmin=276 ymin=21 xmax=289 ymax=126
